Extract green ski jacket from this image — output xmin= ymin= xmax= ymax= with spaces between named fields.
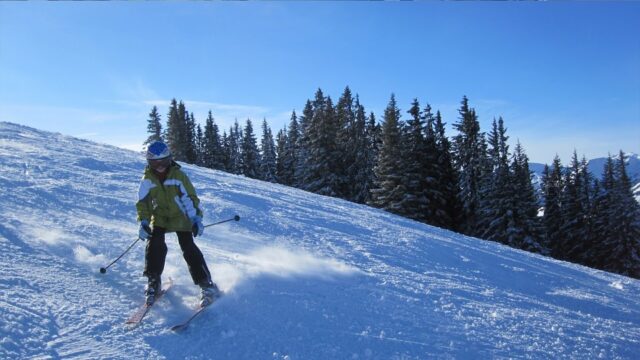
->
xmin=136 ymin=162 xmax=202 ymax=232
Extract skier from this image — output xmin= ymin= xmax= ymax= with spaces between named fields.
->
xmin=136 ymin=140 xmax=220 ymax=307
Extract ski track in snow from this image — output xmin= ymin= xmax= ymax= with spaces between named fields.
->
xmin=1 ymin=121 xmax=639 ymax=359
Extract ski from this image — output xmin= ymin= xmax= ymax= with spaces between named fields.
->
xmin=170 ymin=294 xmax=222 ymax=332
xmin=125 ymin=278 xmax=173 ymax=326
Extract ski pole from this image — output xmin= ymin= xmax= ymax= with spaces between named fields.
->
xmin=99 ymin=237 xmax=142 ymax=274
xmin=204 ymin=214 xmax=240 ymax=228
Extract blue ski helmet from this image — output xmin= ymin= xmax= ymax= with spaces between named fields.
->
xmin=146 ymin=141 xmax=171 ymax=160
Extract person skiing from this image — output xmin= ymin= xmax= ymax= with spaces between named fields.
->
xmin=136 ymin=140 xmax=220 ymax=307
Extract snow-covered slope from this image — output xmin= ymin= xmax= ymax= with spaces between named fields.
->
xmin=1 ymin=121 xmax=639 ymax=359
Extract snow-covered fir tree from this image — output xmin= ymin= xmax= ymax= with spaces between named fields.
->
xmin=476 ymin=118 xmax=542 ymax=253
xmin=241 ymin=119 xmax=260 ymax=179
xmin=144 ymin=106 xmax=163 ymax=146
xmin=195 ymin=122 xmax=204 ymax=166
xmin=275 ymin=127 xmax=288 ymax=184
xmin=294 ymin=101 xmax=313 ymax=189
xmin=221 ymin=131 xmax=230 ymax=172
xmin=508 ymin=141 xmax=543 ymax=253
xmin=433 ymin=111 xmax=460 ymax=231
xmin=259 ymin=119 xmax=277 ymax=183
xmin=184 ymin=111 xmax=198 ymax=164
xmin=573 ymin=156 xmax=596 ymax=263
xmin=300 ymin=89 xmax=340 ymax=196
xmin=589 ymin=156 xmax=617 ymax=269
xmin=583 ymin=151 xmax=640 ymax=277
xmin=555 ymin=151 xmax=591 ymax=262
xmin=350 ymin=99 xmax=377 ymax=204
xmin=369 ymin=94 xmax=406 ymax=215
xmin=224 ymin=120 xmax=243 ymax=175
xmin=422 ymin=104 xmax=446 ymax=226
xmin=606 ymin=151 xmax=640 ymax=277
xmin=203 ymin=111 xmax=225 ymax=170
xmin=335 ymin=86 xmax=358 ymax=200
xmin=542 ymin=156 xmax=564 ymax=253
xmin=399 ymin=98 xmax=430 ymax=222
xmin=478 ymin=117 xmax=513 ymax=244
xmin=165 ymin=99 xmax=187 ymax=162
xmin=452 ymin=96 xmax=489 ymax=236
xmin=280 ymin=111 xmax=300 ymax=187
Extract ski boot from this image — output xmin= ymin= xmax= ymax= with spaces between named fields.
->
xmin=198 ymin=280 xmax=221 ymax=307
xmin=145 ymin=275 xmax=161 ymax=305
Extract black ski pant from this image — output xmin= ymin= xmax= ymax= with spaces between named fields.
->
xmin=143 ymin=226 xmax=212 ymax=285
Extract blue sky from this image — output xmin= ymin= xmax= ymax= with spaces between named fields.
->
xmin=1 ymin=2 xmax=638 ymax=164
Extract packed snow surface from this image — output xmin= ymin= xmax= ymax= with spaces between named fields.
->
xmin=1 ymin=121 xmax=639 ymax=359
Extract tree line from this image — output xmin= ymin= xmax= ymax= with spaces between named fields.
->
xmin=144 ymin=88 xmax=640 ymax=279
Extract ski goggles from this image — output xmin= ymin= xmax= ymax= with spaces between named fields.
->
xmin=148 ymin=156 xmax=171 ymax=172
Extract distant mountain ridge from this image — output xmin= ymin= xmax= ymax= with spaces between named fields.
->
xmin=530 ymin=153 xmax=640 ymax=203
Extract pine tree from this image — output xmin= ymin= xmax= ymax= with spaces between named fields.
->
xmin=542 ymin=156 xmax=564 ymax=254
xmin=226 ymin=120 xmax=243 ymax=175
xmin=259 ymin=119 xmax=277 ymax=182
xmin=555 ymin=151 xmax=590 ymax=262
xmin=433 ymin=111 xmax=460 ymax=231
xmin=164 ymin=101 xmax=198 ymax=164
xmin=351 ymin=99 xmax=376 ymax=204
xmin=165 ymin=99 xmax=186 ymax=161
xmin=589 ymin=155 xmax=616 ymax=269
xmin=295 ymin=101 xmax=314 ymax=188
xmin=302 ymin=89 xmax=340 ymax=196
xmin=588 ymin=152 xmax=640 ymax=278
xmin=607 ymin=151 xmax=640 ymax=277
xmin=478 ymin=117 xmax=512 ymax=244
xmin=241 ymin=119 xmax=260 ymax=179
xmin=572 ymin=156 xmax=596 ymax=263
xmin=369 ymin=94 xmax=406 ymax=214
xmin=474 ymin=117 xmax=542 ymax=253
xmin=185 ymin=111 xmax=198 ymax=164
xmin=177 ymin=102 xmax=189 ymax=162
xmin=203 ymin=111 xmax=224 ymax=170
xmin=335 ymin=86 xmax=357 ymax=200
xmin=281 ymin=111 xmax=300 ymax=186
xmin=399 ymin=98 xmax=429 ymax=221
xmin=452 ymin=96 xmax=489 ymax=236
xmin=508 ymin=141 xmax=543 ymax=253
xmin=275 ymin=128 xmax=288 ymax=184
xmin=144 ymin=106 xmax=163 ymax=146
xmin=422 ymin=104 xmax=446 ymax=226
xmin=221 ymin=131 xmax=231 ymax=172
xmin=195 ymin=123 xmax=204 ymax=166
